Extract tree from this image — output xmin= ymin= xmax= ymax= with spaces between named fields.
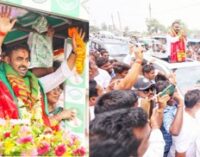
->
xmin=146 ymin=18 xmax=166 ymax=35
xmin=90 ymin=25 xmax=100 ymax=33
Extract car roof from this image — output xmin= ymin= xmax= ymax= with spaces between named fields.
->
xmin=187 ymin=38 xmax=200 ymax=43
xmin=144 ymin=53 xmax=200 ymax=70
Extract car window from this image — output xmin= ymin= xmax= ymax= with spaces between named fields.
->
xmin=175 ymin=66 xmax=200 ymax=95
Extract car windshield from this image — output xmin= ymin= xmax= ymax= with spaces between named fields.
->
xmin=175 ymin=66 xmax=200 ymax=95
xmin=104 ymin=43 xmax=128 ymax=55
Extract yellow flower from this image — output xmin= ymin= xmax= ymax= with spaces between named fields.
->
xmin=4 ymin=140 xmax=15 ymax=155
xmin=68 ymin=27 xmax=86 ymax=75
xmin=62 ymin=151 xmax=73 ymax=157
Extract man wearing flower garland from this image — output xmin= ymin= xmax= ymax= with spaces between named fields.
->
xmin=0 ymin=6 xmax=83 ymax=128
xmin=167 ymin=20 xmax=187 ymax=63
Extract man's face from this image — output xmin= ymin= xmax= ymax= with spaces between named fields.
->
xmin=120 ymin=70 xmax=128 ymax=78
xmin=173 ymin=23 xmax=181 ymax=34
xmin=102 ymin=53 xmax=109 ymax=60
xmin=8 ymin=49 xmax=30 ymax=77
xmin=89 ymin=84 xmax=104 ymax=107
xmin=89 ymin=59 xmax=98 ymax=79
xmin=145 ymin=70 xmax=155 ymax=80
xmin=138 ymin=86 xmax=155 ymax=99
xmin=100 ymin=61 xmax=113 ymax=74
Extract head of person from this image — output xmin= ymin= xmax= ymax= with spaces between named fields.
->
xmin=5 ymin=44 xmax=30 ymax=77
xmin=172 ymin=20 xmax=181 ymax=34
xmin=184 ymin=89 xmax=200 ymax=110
xmin=155 ymin=73 xmax=168 ymax=82
xmin=155 ymin=80 xmax=175 ymax=105
xmin=100 ymin=50 xmax=109 ymax=60
xmin=113 ymin=62 xmax=130 ymax=78
xmin=186 ymin=49 xmax=193 ymax=58
xmin=197 ymin=50 xmax=200 ymax=61
xmin=90 ymin=107 xmax=150 ymax=157
xmin=142 ymin=63 xmax=155 ymax=81
xmin=94 ymin=90 xmax=138 ymax=114
xmin=89 ymin=50 xmax=101 ymax=61
xmin=134 ymin=77 xmax=156 ymax=99
xmin=89 ymin=79 xmax=103 ymax=106
xmin=89 ymin=58 xmax=99 ymax=80
xmin=47 ymin=84 xmax=63 ymax=107
xmin=109 ymin=59 xmax=118 ymax=65
xmin=96 ymin=57 xmax=113 ymax=74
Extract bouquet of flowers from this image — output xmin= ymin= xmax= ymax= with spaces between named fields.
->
xmin=0 ymin=119 xmax=86 ymax=156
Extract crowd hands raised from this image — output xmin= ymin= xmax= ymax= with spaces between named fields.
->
xmin=89 ymin=37 xmax=200 ymax=157
xmin=0 ymin=6 xmax=85 ymax=131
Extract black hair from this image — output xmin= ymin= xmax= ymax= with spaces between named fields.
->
xmin=90 ymin=107 xmax=148 ymax=157
xmin=155 ymin=80 xmax=170 ymax=94
xmin=113 ymin=62 xmax=130 ymax=74
xmin=89 ymin=79 xmax=98 ymax=98
xmin=184 ymin=89 xmax=200 ymax=108
xmin=5 ymin=44 xmax=30 ymax=58
xmin=109 ymin=59 xmax=118 ymax=64
xmin=155 ymin=73 xmax=168 ymax=82
xmin=142 ymin=63 xmax=155 ymax=74
xmin=52 ymin=60 xmax=64 ymax=89
xmin=94 ymin=90 xmax=138 ymax=114
xmin=53 ymin=60 xmax=62 ymax=71
xmin=95 ymin=57 xmax=109 ymax=68
xmin=172 ymin=20 xmax=181 ymax=27
xmin=100 ymin=49 xmax=109 ymax=56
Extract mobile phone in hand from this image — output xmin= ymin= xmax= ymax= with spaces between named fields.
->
xmin=159 ymin=84 xmax=175 ymax=97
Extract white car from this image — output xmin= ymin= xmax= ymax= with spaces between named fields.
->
xmin=144 ymin=54 xmax=200 ymax=95
xmin=90 ymin=38 xmax=129 ymax=61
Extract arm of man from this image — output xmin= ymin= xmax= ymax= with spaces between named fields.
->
xmin=114 ymin=47 xmax=143 ymax=90
xmin=39 ymin=30 xmax=85 ymax=93
xmin=39 ymin=60 xmax=73 ymax=93
xmin=169 ymin=92 xmax=184 ymax=136
xmin=143 ymin=108 xmax=165 ymax=157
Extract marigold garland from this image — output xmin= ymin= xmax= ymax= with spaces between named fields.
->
xmin=68 ymin=27 xmax=86 ymax=75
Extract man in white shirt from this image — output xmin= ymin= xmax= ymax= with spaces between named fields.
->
xmin=168 ymin=89 xmax=200 ymax=157
xmin=89 ymin=58 xmax=111 ymax=89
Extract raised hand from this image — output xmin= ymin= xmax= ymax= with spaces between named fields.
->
xmin=60 ymin=109 xmax=76 ymax=120
xmin=0 ymin=6 xmax=16 ymax=34
xmin=71 ymin=27 xmax=85 ymax=53
xmin=134 ymin=46 xmax=143 ymax=61
xmin=157 ymin=94 xmax=170 ymax=109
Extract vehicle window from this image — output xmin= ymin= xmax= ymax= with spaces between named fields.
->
xmin=175 ymin=66 xmax=200 ymax=95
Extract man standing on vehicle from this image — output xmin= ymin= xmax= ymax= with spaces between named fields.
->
xmin=167 ymin=20 xmax=187 ymax=63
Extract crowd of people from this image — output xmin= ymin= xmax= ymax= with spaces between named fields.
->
xmin=89 ymin=21 xmax=200 ymax=157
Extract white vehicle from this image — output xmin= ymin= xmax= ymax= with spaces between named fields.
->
xmin=90 ymin=37 xmax=129 ymax=61
xmin=144 ymin=54 xmax=200 ymax=95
